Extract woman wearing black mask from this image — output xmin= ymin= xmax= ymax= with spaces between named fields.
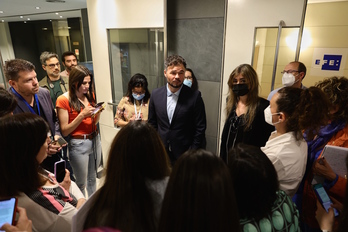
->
xmin=220 ymin=64 xmax=274 ymax=163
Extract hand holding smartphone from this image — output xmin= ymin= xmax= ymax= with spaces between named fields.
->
xmin=0 ymin=197 xmax=17 ymax=227
xmin=91 ymin=102 xmax=105 ymax=116
xmin=49 ymin=137 xmax=68 ymax=147
xmin=54 ymin=160 xmax=66 ymax=183
xmin=313 ymin=184 xmax=339 ymax=217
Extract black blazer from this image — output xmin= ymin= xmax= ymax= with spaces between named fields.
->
xmin=220 ymin=97 xmax=274 ymax=163
xmin=148 ymin=85 xmax=206 ymax=162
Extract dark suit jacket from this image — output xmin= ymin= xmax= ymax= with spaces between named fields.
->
xmin=11 ymin=87 xmax=61 ymax=171
xmin=148 ymin=85 xmax=206 ymax=163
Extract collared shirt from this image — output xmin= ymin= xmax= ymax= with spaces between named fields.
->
xmin=261 ymin=131 xmax=308 ymax=197
xmin=166 ymin=84 xmax=182 ymax=124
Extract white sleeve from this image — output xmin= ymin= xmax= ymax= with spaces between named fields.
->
xmin=70 ymin=181 xmax=85 ymax=200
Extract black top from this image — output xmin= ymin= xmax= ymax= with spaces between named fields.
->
xmin=220 ymin=97 xmax=274 ymax=163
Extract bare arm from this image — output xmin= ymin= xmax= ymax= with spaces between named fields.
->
xmin=57 ymin=106 xmax=95 ymax=137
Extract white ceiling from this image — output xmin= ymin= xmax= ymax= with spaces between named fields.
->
xmin=0 ymin=0 xmax=87 ymax=22
xmin=0 ymin=0 xmax=347 ymax=23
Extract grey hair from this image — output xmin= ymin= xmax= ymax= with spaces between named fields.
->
xmin=40 ymin=51 xmax=59 ymax=65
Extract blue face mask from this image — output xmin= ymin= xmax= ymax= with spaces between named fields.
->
xmin=183 ymin=79 xmax=192 ymax=88
xmin=132 ymin=93 xmax=145 ymax=101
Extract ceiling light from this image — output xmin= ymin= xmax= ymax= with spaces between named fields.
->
xmin=42 ymin=28 xmax=48 ymax=30
xmin=0 ymin=11 xmax=3 ymax=14
xmin=24 ymin=21 xmax=27 ymax=24
xmin=20 ymin=16 xmax=23 ymax=18
xmin=35 ymin=7 xmax=40 ymax=10
xmin=55 ymin=12 xmax=59 ymax=15
xmin=60 ymin=16 xmax=63 ymax=18
xmin=49 ymin=20 xmax=52 ymax=22
xmin=27 ymin=18 xmax=31 ymax=20
xmin=1 ymin=20 xmax=4 ymax=22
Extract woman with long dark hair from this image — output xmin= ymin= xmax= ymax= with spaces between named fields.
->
xmin=114 ymin=73 xmax=150 ymax=127
xmin=83 ymin=121 xmax=171 ymax=231
xmin=56 ymin=65 xmax=102 ymax=196
xmin=159 ymin=149 xmax=240 ymax=232
xmin=228 ymin=144 xmax=300 ymax=231
xmin=0 ymin=113 xmax=85 ymax=231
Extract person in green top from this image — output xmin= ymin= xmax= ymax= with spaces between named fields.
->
xmin=39 ymin=51 xmax=69 ymax=107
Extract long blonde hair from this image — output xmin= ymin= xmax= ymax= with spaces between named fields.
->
xmin=226 ymin=64 xmax=260 ymax=130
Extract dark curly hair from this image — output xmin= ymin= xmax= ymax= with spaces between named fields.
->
xmin=164 ymin=55 xmax=186 ymax=70
xmin=276 ymin=86 xmax=331 ymax=140
xmin=315 ymin=76 xmax=348 ymax=123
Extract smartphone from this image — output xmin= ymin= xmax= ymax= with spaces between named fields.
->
xmin=49 ymin=137 xmax=68 ymax=147
xmin=56 ymin=137 xmax=68 ymax=146
xmin=313 ymin=184 xmax=339 ymax=217
xmin=0 ymin=197 xmax=17 ymax=227
xmin=92 ymin=102 xmax=105 ymax=115
xmin=54 ymin=160 xmax=66 ymax=183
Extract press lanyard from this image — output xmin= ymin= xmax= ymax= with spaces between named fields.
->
xmin=11 ymin=87 xmax=41 ymax=116
xmin=133 ymin=100 xmax=143 ymax=120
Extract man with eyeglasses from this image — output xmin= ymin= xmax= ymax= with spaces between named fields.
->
xmin=39 ymin=51 xmax=69 ymax=107
xmin=267 ymin=61 xmax=307 ymax=101
xmin=39 ymin=51 xmax=74 ymax=180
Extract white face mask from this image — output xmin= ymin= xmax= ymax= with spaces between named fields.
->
xmin=264 ymin=106 xmax=280 ymax=126
xmin=282 ymin=73 xmax=298 ymax=87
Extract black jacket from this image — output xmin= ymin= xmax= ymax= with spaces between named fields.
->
xmin=220 ymin=97 xmax=274 ymax=163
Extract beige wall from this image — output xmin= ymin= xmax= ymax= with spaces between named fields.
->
xmin=300 ymin=1 xmax=348 ymax=87
xmin=86 ymin=0 xmax=164 ymax=162
xmin=221 ymin=0 xmax=306 ymax=145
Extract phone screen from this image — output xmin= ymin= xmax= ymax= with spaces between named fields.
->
xmin=56 ymin=137 xmax=68 ymax=146
xmin=92 ymin=102 xmax=105 ymax=115
xmin=314 ymin=184 xmax=339 ymax=216
xmin=0 ymin=198 xmax=17 ymax=227
xmin=54 ymin=160 xmax=66 ymax=183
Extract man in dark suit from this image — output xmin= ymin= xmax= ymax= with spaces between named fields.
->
xmin=148 ymin=55 xmax=206 ymax=165
xmin=5 ymin=59 xmax=62 ymax=172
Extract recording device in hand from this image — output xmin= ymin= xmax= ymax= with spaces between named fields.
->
xmin=314 ymin=183 xmax=339 ymax=217
xmin=92 ymin=102 xmax=105 ymax=116
xmin=0 ymin=197 xmax=17 ymax=227
xmin=54 ymin=160 xmax=66 ymax=183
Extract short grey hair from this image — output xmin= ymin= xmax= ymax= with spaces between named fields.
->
xmin=40 ymin=51 xmax=59 ymax=65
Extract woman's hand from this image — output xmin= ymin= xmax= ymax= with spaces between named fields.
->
xmin=81 ymin=105 xmax=95 ymax=118
xmin=313 ymin=158 xmax=337 ymax=181
xmin=315 ymin=200 xmax=334 ymax=231
xmin=59 ymin=169 xmax=71 ymax=191
xmin=0 ymin=207 xmax=32 ymax=232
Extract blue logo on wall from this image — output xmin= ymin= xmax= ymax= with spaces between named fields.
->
xmin=321 ymin=55 xmax=342 ymax=71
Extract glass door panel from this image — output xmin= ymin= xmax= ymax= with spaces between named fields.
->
xmin=108 ymin=28 xmax=164 ymax=116
xmin=253 ymin=27 xmax=299 ymax=98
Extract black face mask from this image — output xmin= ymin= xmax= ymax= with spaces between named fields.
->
xmin=232 ymin=84 xmax=249 ymax=96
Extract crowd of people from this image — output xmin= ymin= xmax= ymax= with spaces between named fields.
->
xmin=1 ymin=53 xmax=348 ymax=232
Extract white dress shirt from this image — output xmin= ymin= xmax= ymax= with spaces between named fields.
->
xmin=261 ymin=131 xmax=308 ymax=197
xmin=166 ymin=84 xmax=182 ymax=124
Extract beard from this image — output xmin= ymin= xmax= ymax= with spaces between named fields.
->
xmin=167 ymin=81 xmax=182 ymax=89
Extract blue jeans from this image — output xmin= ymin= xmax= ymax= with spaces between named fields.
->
xmin=68 ymin=134 xmax=101 ymax=197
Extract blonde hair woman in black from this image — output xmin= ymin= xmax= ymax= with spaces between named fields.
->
xmin=220 ymin=64 xmax=274 ymax=163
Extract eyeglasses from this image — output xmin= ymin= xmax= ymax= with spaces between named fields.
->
xmin=281 ymin=70 xmax=299 ymax=74
xmin=46 ymin=62 xmax=60 ymax=68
